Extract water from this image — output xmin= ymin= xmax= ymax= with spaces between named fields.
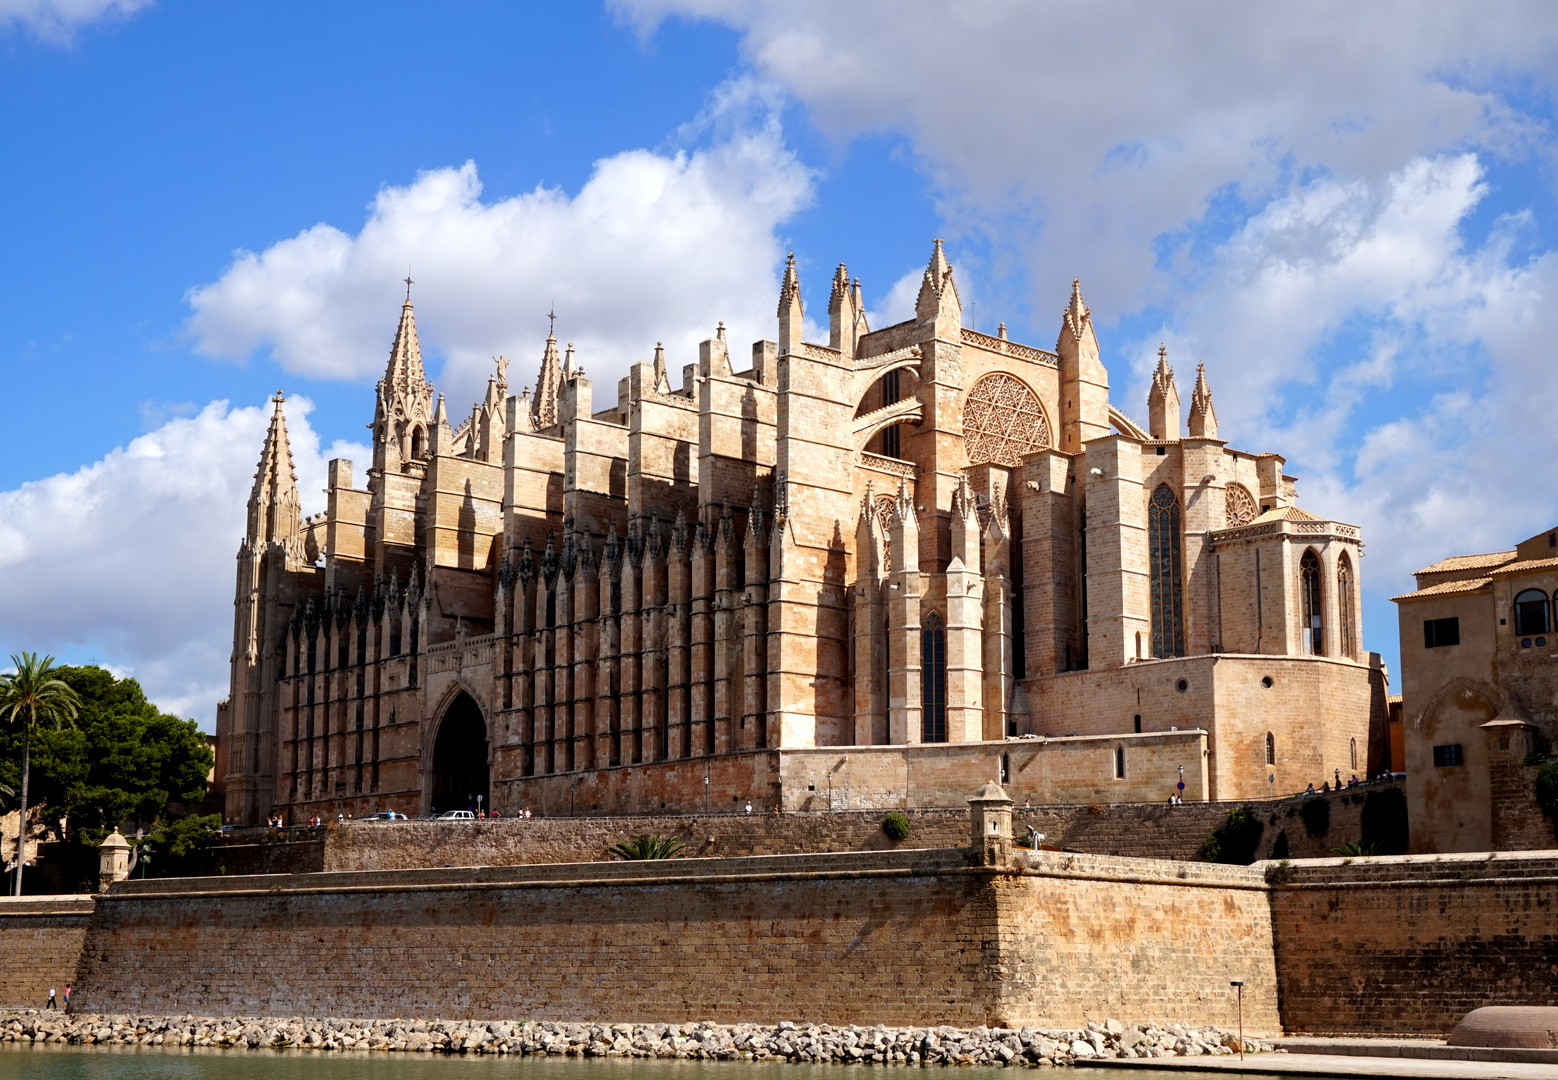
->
xmin=0 ymin=1047 xmax=1225 ymax=1080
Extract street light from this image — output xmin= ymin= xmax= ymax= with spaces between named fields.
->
xmin=1229 ymin=981 xmax=1245 ymax=1060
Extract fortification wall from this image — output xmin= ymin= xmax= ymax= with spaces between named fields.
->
xmin=198 ymin=779 xmax=1401 ymax=876
xmin=0 ymin=896 xmax=95 ymax=1008
xmin=71 ymin=848 xmax=1280 ymax=1031
xmin=1269 ymin=852 xmax=1558 ymax=1034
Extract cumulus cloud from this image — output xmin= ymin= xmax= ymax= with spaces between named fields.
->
xmin=0 ymin=0 xmax=151 ymax=40
xmin=616 ymin=1 xmax=1558 ymax=313
xmin=0 ymin=398 xmax=365 ymax=724
xmin=187 ymin=79 xmax=814 ymax=411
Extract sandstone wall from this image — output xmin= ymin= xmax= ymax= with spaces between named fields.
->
xmin=1269 ymin=852 xmax=1558 ymax=1034
xmin=0 ymin=896 xmax=95 ymax=1008
xmin=71 ymin=849 xmax=1279 ymax=1031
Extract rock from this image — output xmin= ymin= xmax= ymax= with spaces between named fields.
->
xmin=1070 ymin=1039 xmax=1096 ymax=1057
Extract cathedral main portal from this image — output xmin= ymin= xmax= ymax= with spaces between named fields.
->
xmin=431 ymin=692 xmax=489 ymax=814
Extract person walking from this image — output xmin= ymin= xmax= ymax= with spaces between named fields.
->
xmin=45 ymin=987 xmax=55 ymax=1010
xmin=62 ymin=986 xmax=69 ymax=1012
xmin=744 ymin=801 xmax=753 ymax=815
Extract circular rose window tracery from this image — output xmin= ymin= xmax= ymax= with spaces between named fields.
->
xmin=962 ymin=373 xmax=1050 ymax=467
xmin=1225 ymin=484 xmax=1257 ymax=527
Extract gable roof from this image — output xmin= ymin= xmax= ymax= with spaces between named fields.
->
xmin=1392 ymin=576 xmax=1495 ymax=602
xmin=1415 ymin=550 xmax=1517 ymax=576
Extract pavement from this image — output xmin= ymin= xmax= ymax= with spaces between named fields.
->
xmin=1077 ymin=1051 xmax=1558 ymax=1079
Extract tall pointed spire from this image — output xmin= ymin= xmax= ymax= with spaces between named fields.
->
xmin=1147 ymin=344 xmax=1181 ymax=441
xmin=778 ymin=251 xmax=803 ymax=356
xmin=1188 ymin=362 xmax=1218 ymax=439
xmin=372 ymin=289 xmax=436 ymax=476
xmin=652 ymin=342 xmax=671 ymax=395
xmin=1062 ymin=278 xmax=1090 ymax=343
xmin=915 ymin=238 xmax=961 ymax=330
xmin=532 ymin=332 xmax=562 ymax=430
xmin=247 ymin=391 xmax=304 ymax=565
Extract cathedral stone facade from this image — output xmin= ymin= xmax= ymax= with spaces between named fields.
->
xmin=216 ymin=243 xmax=1385 ymax=825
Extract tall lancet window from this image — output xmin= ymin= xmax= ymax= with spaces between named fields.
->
xmin=1300 ymin=549 xmax=1324 ymax=655
xmin=921 ymin=614 xmax=947 ymax=743
xmin=1337 ymin=553 xmax=1355 ymax=659
xmin=1148 ymin=485 xmax=1185 ymax=658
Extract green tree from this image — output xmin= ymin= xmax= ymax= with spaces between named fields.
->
xmin=0 ymin=653 xmax=81 ymax=895
xmin=610 ymin=834 xmax=685 ymax=860
xmin=0 ymin=665 xmax=212 ymax=849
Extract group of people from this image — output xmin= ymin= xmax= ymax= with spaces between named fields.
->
xmin=45 ymin=985 xmax=67 ymax=1010
xmin=1306 ymin=774 xmax=1362 ymax=795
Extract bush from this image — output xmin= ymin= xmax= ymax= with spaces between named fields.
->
xmin=610 ymin=834 xmax=685 ymax=860
xmin=881 ymin=812 xmax=912 ymax=841
xmin=1360 ymin=787 xmax=1409 ymax=855
xmin=1536 ymin=763 xmax=1558 ymax=821
xmin=1299 ymin=796 xmax=1331 ymax=837
xmin=1200 ymin=806 xmax=1265 ymax=865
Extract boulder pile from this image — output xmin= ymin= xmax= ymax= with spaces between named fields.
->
xmin=0 ymin=1013 xmax=1278 ymax=1065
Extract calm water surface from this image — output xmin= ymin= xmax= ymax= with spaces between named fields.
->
xmin=0 ymin=1046 xmax=1255 ymax=1080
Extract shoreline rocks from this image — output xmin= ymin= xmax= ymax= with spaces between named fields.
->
xmin=0 ymin=1013 xmax=1279 ymax=1065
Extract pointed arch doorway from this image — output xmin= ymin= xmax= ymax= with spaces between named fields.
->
xmin=431 ymin=691 xmax=489 ymax=814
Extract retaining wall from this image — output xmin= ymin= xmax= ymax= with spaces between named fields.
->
xmin=0 ymin=895 xmax=95 ymax=1008
xmin=71 ymin=848 xmax=1281 ymax=1032
xmin=1269 ymin=851 xmax=1558 ymax=1034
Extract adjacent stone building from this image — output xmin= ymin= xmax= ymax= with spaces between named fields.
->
xmin=1394 ymin=528 xmax=1558 ymax=852
xmin=216 ymin=243 xmax=1383 ymax=825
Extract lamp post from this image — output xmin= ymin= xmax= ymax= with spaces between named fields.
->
xmin=703 ymin=771 xmax=710 ymax=815
xmin=1229 ymin=981 xmax=1245 ymax=1059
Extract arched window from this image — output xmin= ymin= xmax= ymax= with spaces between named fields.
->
xmin=1265 ymin=732 xmax=1276 ymax=766
xmin=1350 ymin=737 xmax=1358 ymax=771
xmin=921 ymin=614 xmax=947 ymax=743
xmin=410 ymin=426 xmax=426 ymax=460
xmin=1148 ymin=485 xmax=1185 ymax=658
xmin=1114 ymin=745 xmax=1126 ymax=779
xmin=1337 ymin=553 xmax=1356 ymax=659
xmin=1514 ymin=589 xmax=1550 ymax=636
xmin=1300 ymin=549 xmax=1324 ymax=655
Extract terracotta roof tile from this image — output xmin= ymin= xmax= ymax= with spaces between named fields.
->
xmin=1490 ymin=555 xmax=1558 ymax=576
xmin=1416 ymin=550 xmax=1516 ymax=575
xmin=1392 ymin=576 xmax=1494 ymax=602
xmin=1250 ymin=505 xmax=1323 ymax=523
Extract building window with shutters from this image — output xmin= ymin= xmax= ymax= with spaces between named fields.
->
xmin=1148 ymin=485 xmax=1185 ymax=658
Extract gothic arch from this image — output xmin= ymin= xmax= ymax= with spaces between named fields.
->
xmin=425 ymin=684 xmax=490 ymax=813
xmin=962 ymin=372 xmax=1051 ymax=467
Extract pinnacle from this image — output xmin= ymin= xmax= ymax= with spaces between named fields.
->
xmin=778 ymin=251 xmax=802 ymax=317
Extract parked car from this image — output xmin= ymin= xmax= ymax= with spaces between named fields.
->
xmin=370 ymin=811 xmax=407 ymax=821
xmin=436 ymin=810 xmax=476 ymax=821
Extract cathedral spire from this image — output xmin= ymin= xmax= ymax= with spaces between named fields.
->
xmin=652 ymin=342 xmax=671 ymax=395
xmin=778 ymin=251 xmax=803 ymax=356
xmin=372 ymin=291 xmax=436 ymax=476
xmin=532 ymin=332 xmax=562 ymax=430
xmin=915 ymin=238 xmax=961 ymax=332
xmin=1147 ymin=344 xmax=1181 ymax=441
xmin=247 ymin=391 xmax=304 ymax=565
xmin=1188 ymin=362 xmax=1218 ymax=439
xmin=1061 ymin=277 xmax=1091 ymax=343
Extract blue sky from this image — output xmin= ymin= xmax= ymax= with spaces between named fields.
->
xmin=2 ymin=0 xmax=1557 ymax=723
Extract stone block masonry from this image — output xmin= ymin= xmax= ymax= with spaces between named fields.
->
xmin=0 ymin=895 xmax=95 ymax=1009
xmin=1270 ymin=851 xmax=1558 ymax=1034
xmin=70 ymin=848 xmax=1281 ymax=1032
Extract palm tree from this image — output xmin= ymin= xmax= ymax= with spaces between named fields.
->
xmin=610 ymin=834 xmax=685 ymax=860
xmin=0 ymin=653 xmax=80 ymax=895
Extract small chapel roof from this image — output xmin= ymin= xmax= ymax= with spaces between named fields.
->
xmin=1248 ymin=504 xmax=1323 ymax=524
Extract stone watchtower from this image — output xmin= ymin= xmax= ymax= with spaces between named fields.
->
xmin=968 ymin=781 xmax=1013 ymax=866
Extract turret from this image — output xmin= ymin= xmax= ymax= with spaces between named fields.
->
xmin=829 ymin=263 xmax=863 ymax=359
xmin=778 ymin=252 xmax=803 ymax=356
xmin=1055 ymin=278 xmax=1110 ymax=453
xmin=1188 ymin=362 xmax=1218 ymax=439
xmin=371 ymin=287 xmax=437 ymax=476
xmin=532 ymin=332 xmax=563 ymax=430
xmin=247 ymin=391 xmax=304 ymax=566
xmin=915 ymin=239 xmax=961 ymax=341
xmin=1147 ymin=345 xmax=1181 ymax=440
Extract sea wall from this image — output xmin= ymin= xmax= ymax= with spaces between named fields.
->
xmin=0 ymin=895 xmax=95 ymax=1008
xmin=1269 ymin=851 xmax=1558 ymax=1034
xmin=70 ymin=848 xmax=1281 ymax=1032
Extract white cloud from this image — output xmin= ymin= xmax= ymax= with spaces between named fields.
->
xmin=616 ymin=1 xmax=1558 ymax=313
xmin=186 ymin=78 xmax=814 ymax=412
xmin=0 ymin=398 xmax=365 ymax=725
xmin=0 ymin=0 xmax=151 ymax=40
